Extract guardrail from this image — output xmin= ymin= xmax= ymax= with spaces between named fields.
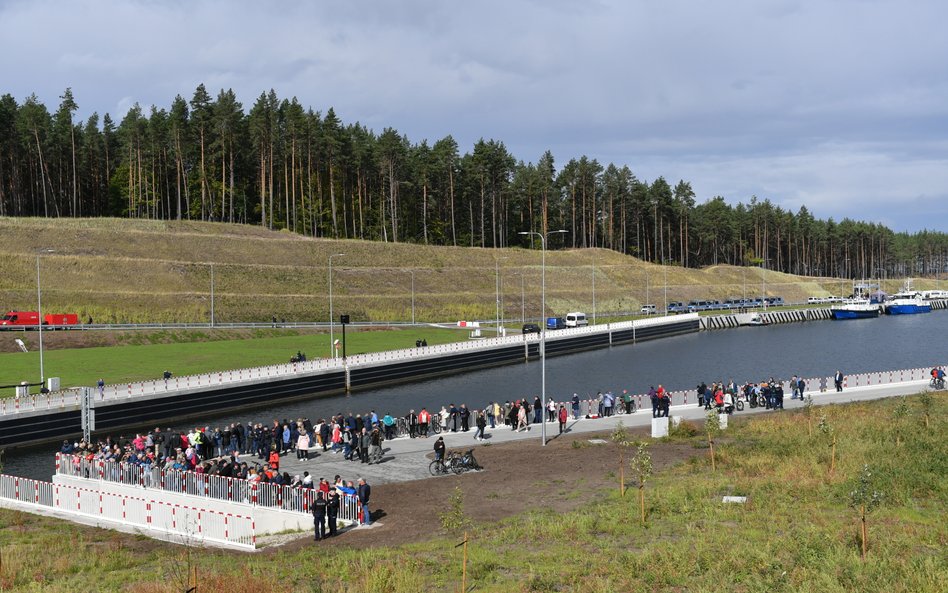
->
xmin=1 ymin=314 xmax=699 ymax=415
xmin=0 ymin=473 xmax=256 ymax=550
xmin=55 ymin=453 xmax=361 ymax=522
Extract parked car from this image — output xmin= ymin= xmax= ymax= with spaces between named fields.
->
xmin=640 ymin=304 xmax=657 ymax=315
xmin=522 ymin=323 xmax=541 ymax=334
xmin=564 ymin=312 xmax=589 ymax=327
xmin=667 ymin=301 xmax=686 ymax=313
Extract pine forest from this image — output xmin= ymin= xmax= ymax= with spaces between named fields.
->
xmin=2 ymin=86 xmax=947 ymax=280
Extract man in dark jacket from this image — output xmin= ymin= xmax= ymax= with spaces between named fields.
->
xmin=357 ymin=478 xmax=371 ymax=525
xmin=359 ymin=428 xmax=371 ymax=464
xmin=326 ymin=489 xmax=340 ymax=537
xmin=312 ymin=490 xmax=328 ymax=540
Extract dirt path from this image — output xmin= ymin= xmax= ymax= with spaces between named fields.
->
xmin=277 ymin=426 xmax=696 ymax=551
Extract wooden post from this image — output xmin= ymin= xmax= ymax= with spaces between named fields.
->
xmin=619 ymin=460 xmax=625 ymax=497
xmin=639 ymin=485 xmax=645 ymax=525
xmin=461 ymin=532 xmax=468 ymax=593
xmin=708 ymin=432 xmax=716 ymax=472
xmin=830 ymin=436 xmax=836 ymax=476
xmin=860 ymin=505 xmax=867 ymax=560
xmin=187 ymin=563 xmax=197 ymax=593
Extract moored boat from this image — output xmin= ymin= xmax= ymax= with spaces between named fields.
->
xmin=831 ymin=298 xmax=881 ymax=320
xmin=884 ymin=291 xmax=932 ymax=315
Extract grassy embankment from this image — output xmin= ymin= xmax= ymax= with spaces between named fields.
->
xmin=0 ymin=393 xmax=944 ymax=592
xmin=0 ymin=326 xmax=467 ymax=390
xmin=1 ymin=216 xmax=908 ymax=325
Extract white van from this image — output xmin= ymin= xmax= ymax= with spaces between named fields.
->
xmin=640 ymin=304 xmax=657 ymax=315
xmin=565 ymin=312 xmax=589 ymax=327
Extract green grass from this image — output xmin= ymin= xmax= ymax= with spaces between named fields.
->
xmin=0 ymin=393 xmax=944 ymax=592
xmin=1 ymin=326 xmax=469 ymax=390
xmin=4 ymin=216 xmax=934 ymax=324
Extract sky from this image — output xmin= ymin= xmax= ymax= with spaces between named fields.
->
xmin=2 ymin=0 xmax=947 ymax=232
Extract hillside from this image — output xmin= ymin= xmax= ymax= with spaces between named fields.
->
xmin=0 ymin=217 xmax=936 ymax=324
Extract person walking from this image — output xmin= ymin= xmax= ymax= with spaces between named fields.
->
xmin=297 ymin=430 xmax=311 ymax=460
xmin=834 ymin=370 xmax=844 ymax=392
xmin=517 ymin=403 xmax=529 ymax=432
xmin=474 ymin=409 xmax=487 ymax=441
xmin=571 ymin=393 xmax=580 ymax=420
xmin=312 ymin=490 xmax=328 ymax=541
xmin=558 ymin=404 xmax=568 ymax=434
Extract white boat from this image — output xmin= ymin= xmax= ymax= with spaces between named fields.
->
xmin=885 ymin=291 xmax=932 ymax=315
xmin=831 ymin=298 xmax=881 ymax=320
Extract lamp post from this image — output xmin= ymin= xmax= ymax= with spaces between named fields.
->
xmin=645 ymin=271 xmax=650 ymax=312
xmin=512 ymin=271 xmax=525 ymax=324
xmin=210 ymin=263 xmax=215 ymax=328
xmin=328 ymin=253 xmax=345 ymax=358
xmin=409 ymin=269 xmax=415 ymax=325
xmin=36 ymin=249 xmax=54 ymax=387
xmin=663 ymin=262 xmax=668 ymax=313
xmin=519 ymin=229 xmax=568 ymax=446
xmin=591 ymin=262 xmax=596 ymax=325
xmin=495 ymin=257 xmax=507 ymax=335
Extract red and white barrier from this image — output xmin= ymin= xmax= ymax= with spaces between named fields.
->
xmin=0 ymin=473 xmax=255 ymax=550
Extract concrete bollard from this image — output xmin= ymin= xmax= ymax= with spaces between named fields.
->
xmin=651 ymin=417 xmax=669 ymax=438
xmin=671 ymin=416 xmax=682 ymax=428
xmin=718 ymin=414 xmax=728 ymax=430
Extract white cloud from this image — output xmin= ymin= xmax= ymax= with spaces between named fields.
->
xmin=2 ymin=0 xmax=947 ymax=231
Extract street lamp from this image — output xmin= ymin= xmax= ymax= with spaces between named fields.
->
xmin=495 ymin=257 xmax=507 ymax=336
xmin=36 ymin=249 xmax=54 ymax=387
xmin=645 ymin=271 xmax=650 ymax=312
xmin=210 ymin=262 xmax=215 ymax=328
xmin=663 ymin=262 xmax=668 ymax=313
xmin=408 ymin=269 xmax=416 ymax=325
xmin=518 ymin=229 xmax=568 ymax=446
xmin=511 ymin=271 xmax=525 ymax=324
xmin=591 ymin=261 xmax=596 ymax=325
xmin=328 ymin=253 xmax=345 ymax=358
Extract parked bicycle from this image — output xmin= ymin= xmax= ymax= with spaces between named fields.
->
xmin=450 ymin=449 xmax=481 ymax=474
xmin=428 ymin=450 xmax=459 ymax=476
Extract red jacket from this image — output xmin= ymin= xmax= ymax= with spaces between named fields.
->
xmin=558 ymin=407 xmax=568 ymax=422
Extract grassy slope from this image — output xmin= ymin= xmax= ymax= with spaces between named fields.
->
xmin=0 ymin=393 xmax=944 ymax=592
xmin=3 ymin=216 xmax=929 ymax=325
xmin=1 ymin=326 xmax=467 ymax=388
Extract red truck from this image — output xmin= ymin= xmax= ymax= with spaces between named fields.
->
xmin=0 ymin=311 xmax=79 ymax=327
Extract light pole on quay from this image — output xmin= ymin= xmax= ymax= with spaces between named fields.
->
xmin=328 ymin=253 xmax=345 ymax=358
xmin=36 ymin=249 xmax=54 ymax=387
xmin=518 ymin=229 xmax=568 ymax=446
xmin=409 ymin=269 xmax=415 ymax=325
xmin=495 ymin=257 xmax=507 ymax=335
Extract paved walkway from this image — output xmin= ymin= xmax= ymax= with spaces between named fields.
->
xmin=272 ymin=379 xmax=933 ymax=485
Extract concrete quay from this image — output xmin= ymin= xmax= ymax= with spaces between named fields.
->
xmin=271 ymin=378 xmax=932 ymax=486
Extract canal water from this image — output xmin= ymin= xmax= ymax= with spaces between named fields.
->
xmin=5 ymin=312 xmax=946 ymax=479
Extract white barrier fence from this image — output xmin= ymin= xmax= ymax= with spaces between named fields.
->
xmin=0 ymin=473 xmax=256 ymax=550
xmin=55 ymin=454 xmax=363 ymax=522
xmin=1 ymin=314 xmax=699 ymax=416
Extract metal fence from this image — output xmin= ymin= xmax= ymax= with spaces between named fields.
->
xmin=1 ymin=314 xmax=699 ymax=415
xmin=0 ymin=473 xmax=256 ymax=550
xmin=55 ymin=453 xmax=361 ymax=520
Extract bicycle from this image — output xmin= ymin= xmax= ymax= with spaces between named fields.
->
xmin=428 ymin=454 xmax=452 ymax=476
xmin=429 ymin=450 xmax=462 ymax=476
xmin=395 ymin=417 xmax=410 ymax=438
xmin=450 ymin=449 xmax=481 ymax=474
xmin=430 ymin=415 xmax=443 ymax=434
xmin=930 ymin=377 xmax=945 ymax=390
